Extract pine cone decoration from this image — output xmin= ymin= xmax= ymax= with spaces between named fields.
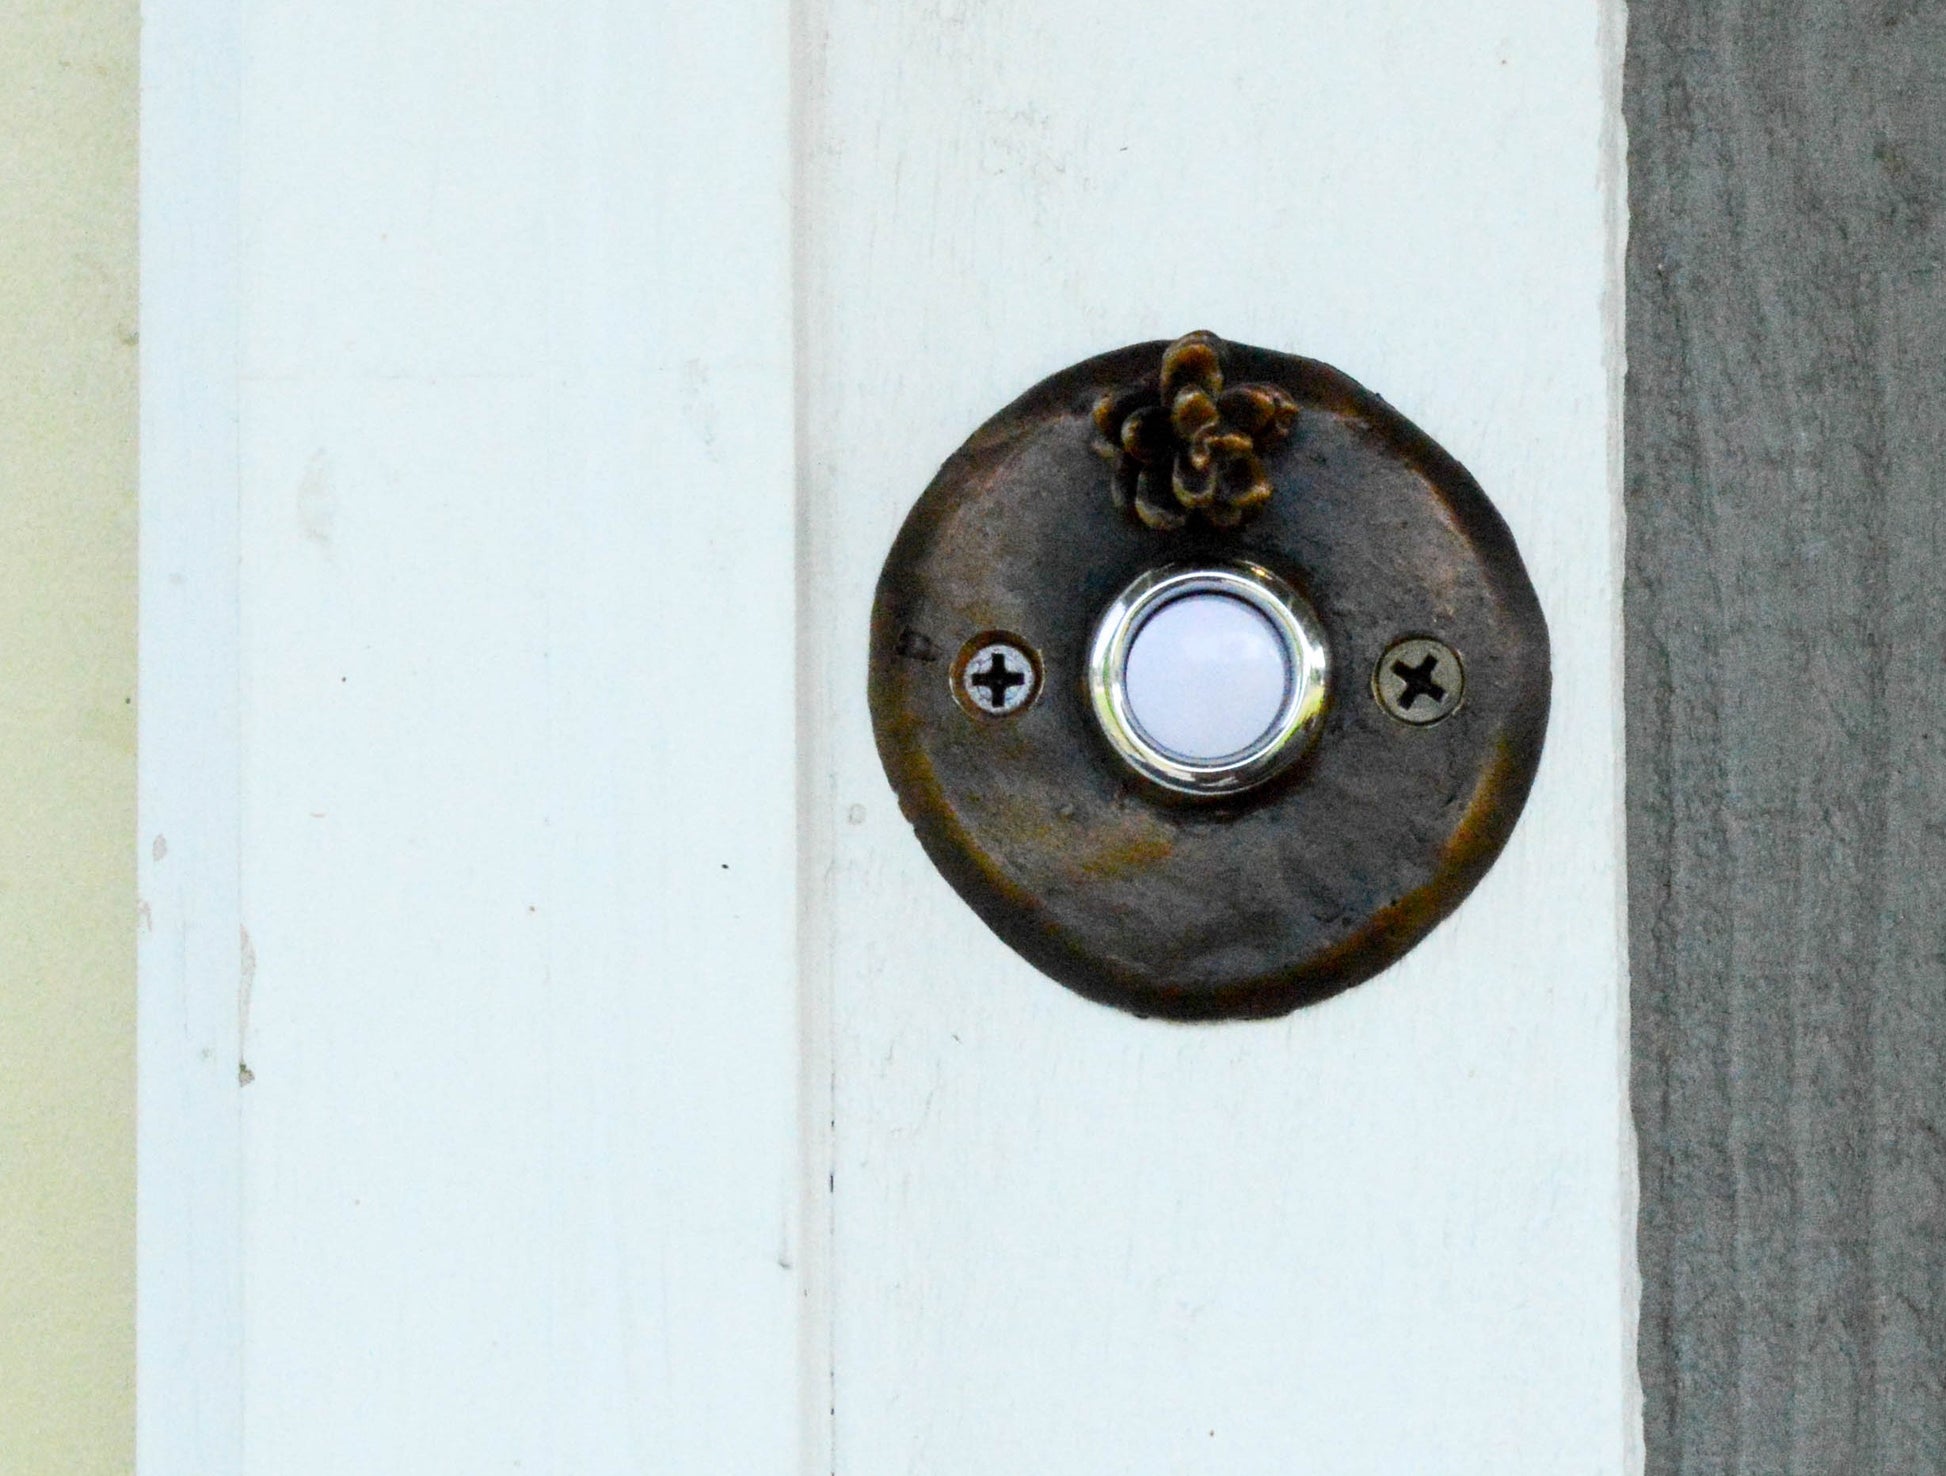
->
xmin=1092 ymin=331 xmax=1300 ymax=531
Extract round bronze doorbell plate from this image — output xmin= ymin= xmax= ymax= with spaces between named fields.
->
xmin=868 ymin=332 xmax=1550 ymax=1021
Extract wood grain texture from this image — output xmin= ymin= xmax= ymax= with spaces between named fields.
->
xmin=1627 ymin=2 xmax=1946 ymax=1470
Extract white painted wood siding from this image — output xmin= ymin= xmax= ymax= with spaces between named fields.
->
xmin=142 ymin=0 xmax=1631 ymax=1471
xmin=799 ymin=1 xmax=1634 ymax=1471
xmin=139 ymin=0 xmax=244 ymax=1467
xmin=145 ymin=0 xmax=804 ymax=1470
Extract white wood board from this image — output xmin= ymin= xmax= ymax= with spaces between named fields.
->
xmin=146 ymin=0 xmax=806 ymax=1469
xmin=138 ymin=0 xmax=245 ymax=1468
xmin=142 ymin=0 xmax=1633 ymax=1469
xmin=798 ymin=1 xmax=1636 ymax=1471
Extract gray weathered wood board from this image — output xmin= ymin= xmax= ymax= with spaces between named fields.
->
xmin=1628 ymin=1 xmax=1946 ymax=1469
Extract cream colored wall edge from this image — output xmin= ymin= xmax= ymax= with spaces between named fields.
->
xmin=0 ymin=1 xmax=138 ymax=1471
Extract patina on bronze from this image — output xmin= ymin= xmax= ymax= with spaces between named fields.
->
xmin=869 ymin=332 xmax=1550 ymax=1021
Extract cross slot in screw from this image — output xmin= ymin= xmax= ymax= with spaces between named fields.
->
xmin=1374 ymin=637 xmax=1463 ymax=725
xmin=955 ymin=635 xmax=1041 ymax=718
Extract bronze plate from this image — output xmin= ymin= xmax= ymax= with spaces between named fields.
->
xmin=869 ymin=335 xmax=1550 ymax=1020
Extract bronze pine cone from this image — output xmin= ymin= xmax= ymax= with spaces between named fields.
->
xmin=1091 ymin=331 xmax=1299 ymax=531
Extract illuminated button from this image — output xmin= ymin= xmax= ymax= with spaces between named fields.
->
xmin=1124 ymin=593 xmax=1291 ymax=761
xmin=1087 ymin=562 xmax=1330 ymax=796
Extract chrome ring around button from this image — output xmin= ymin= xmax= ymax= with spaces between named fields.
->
xmin=1086 ymin=560 xmax=1331 ymax=797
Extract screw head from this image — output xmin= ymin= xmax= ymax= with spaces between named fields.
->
xmin=954 ymin=634 xmax=1040 ymax=718
xmin=1374 ymin=637 xmax=1464 ymax=725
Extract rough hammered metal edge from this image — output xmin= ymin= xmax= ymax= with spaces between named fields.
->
xmin=868 ymin=336 xmax=1551 ymax=1022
